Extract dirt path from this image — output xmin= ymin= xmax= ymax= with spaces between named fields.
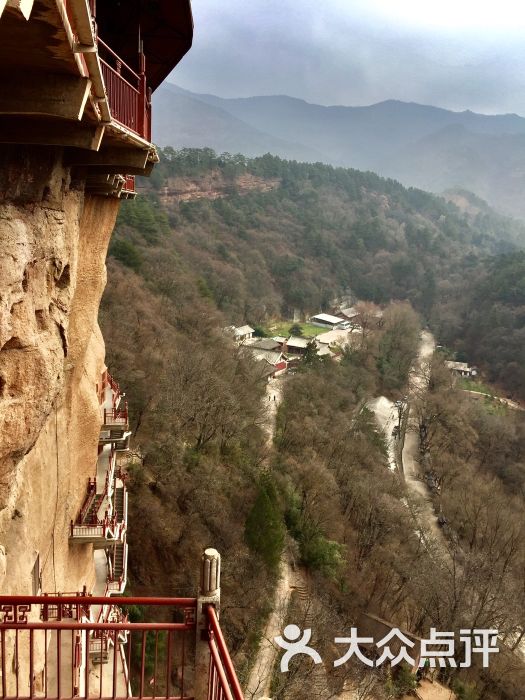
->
xmin=368 ymin=333 xmax=457 ymax=700
xmin=403 ymin=678 xmax=456 ymax=700
xmin=246 ymin=377 xmax=295 ymax=699
xmin=245 ymin=556 xmax=292 ymax=699
xmin=262 ymin=380 xmax=282 ymax=450
xmin=247 ymin=377 xmax=325 ymax=699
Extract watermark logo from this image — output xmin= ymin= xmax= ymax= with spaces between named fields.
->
xmin=274 ymin=625 xmax=322 ymax=671
xmin=275 ymin=626 xmax=499 ymax=670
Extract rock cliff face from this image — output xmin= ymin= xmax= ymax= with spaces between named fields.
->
xmin=156 ymin=170 xmax=280 ymax=205
xmin=0 ymin=145 xmax=119 ymax=594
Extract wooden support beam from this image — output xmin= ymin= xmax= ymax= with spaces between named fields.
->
xmin=71 ymin=161 xmax=154 ymax=177
xmin=0 ymin=117 xmax=104 ymax=150
xmin=65 ymin=147 xmax=150 ymax=170
xmin=0 ymin=72 xmax=91 ymax=120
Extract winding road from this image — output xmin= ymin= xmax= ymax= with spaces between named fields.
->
xmin=400 ymin=332 xmax=445 ymax=543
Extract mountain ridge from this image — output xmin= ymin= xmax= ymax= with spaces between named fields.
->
xmin=167 ymin=83 xmax=525 ymax=125
xmin=153 ymin=84 xmax=525 ymax=218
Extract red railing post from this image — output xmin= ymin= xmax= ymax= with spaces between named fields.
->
xmin=138 ymin=49 xmax=147 ymax=138
xmin=146 ymin=87 xmax=152 ymax=142
xmin=195 ymin=549 xmax=221 ymax=700
xmin=207 ymin=607 xmax=245 ymax=700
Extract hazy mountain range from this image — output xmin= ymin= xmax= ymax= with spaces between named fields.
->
xmin=153 ymin=83 xmax=525 ymax=218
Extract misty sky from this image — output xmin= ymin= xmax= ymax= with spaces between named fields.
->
xmin=169 ymin=0 xmax=525 ymax=115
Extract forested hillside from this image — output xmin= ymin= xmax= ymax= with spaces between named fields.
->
xmin=107 ymin=148 xmax=525 ymax=400
xmin=434 ymin=252 xmax=525 ymax=399
xmin=99 ymin=149 xmax=525 ymax=697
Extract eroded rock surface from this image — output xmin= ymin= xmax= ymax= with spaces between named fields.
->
xmin=0 ymin=145 xmax=119 ymax=593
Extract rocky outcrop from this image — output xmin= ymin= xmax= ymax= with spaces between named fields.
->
xmin=0 ymin=145 xmax=119 ymax=594
xmin=157 ymin=170 xmax=280 ymax=205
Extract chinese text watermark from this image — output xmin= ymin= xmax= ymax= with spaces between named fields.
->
xmin=275 ymin=625 xmax=499 ymax=670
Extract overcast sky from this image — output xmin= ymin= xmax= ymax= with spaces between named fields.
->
xmin=168 ymin=0 xmax=525 ymax=115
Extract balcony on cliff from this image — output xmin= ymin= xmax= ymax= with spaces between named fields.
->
xmin=99 ymin=372 xmax=131 ymax=449
xmin=0 ymin=0 xmax=193 ymax=194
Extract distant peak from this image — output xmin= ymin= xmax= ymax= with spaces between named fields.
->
xmin=161 ymin=84 xmax=525 ymax=119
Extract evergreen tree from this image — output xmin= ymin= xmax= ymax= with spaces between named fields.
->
xmin=245 ymin=475 xmax=285 ymax=573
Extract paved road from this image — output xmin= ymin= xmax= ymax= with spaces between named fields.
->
xmin=462 ymin=389 xmax=524 ymax=411
xmin=367 ymin=395 xmax=398 ymax=471
xmin=401 ymin=332 xmax=449 ymax=548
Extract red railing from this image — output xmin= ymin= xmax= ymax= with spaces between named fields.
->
xmin=76 ymin=477 xmax=98 ymax=525
xmin=70 ymin=514 xmax=124 ymax=542
xmin=100 ymin=371 xmax=122 ymax=406
xmin=72 ymin=483 xmax=127 ymax=540
xmin=206 ymin=608 xmax=244 ymax=700
xmin=107 ymin=542 xmax=128 ymax=595
xmin=73 ymin=472 xmax=125 ymax=525
xmin=123 ymin=175 xmax=136 ymax=195
xmin=98 ymin=39 xmax=150 ymax=140
xmin=89 ymin=628 xmax=109 ymax=656
xmin=103 ymin=403 xmax=128 ymax=426
xmin=106 ymin=373 xmax=121 ymax=397
xmin=40 ymin=591 xmax=91 ymax=622
xmin=61 ymin=1 xmax=151 ymax=142
xmin=0 ymin=597 xmax=244 ymax=700
xmin=0 ymin=596 xmax=198 ymax=700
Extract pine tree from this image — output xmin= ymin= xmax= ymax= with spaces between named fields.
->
xmin=245 ymin=475 xmax=285 ymax=573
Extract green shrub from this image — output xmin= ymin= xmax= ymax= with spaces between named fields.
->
xmin=109 ymin=239 xmax=142 ymax=271
xmin=452 ymin=679 xmax=480 ymax=700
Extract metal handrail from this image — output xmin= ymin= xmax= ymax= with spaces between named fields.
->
xmin=0 ymin=594 xmax=197 ymax=608
xmin=77 ymin=476 xmax=97 ymax=524
xmin=123 ymin=174 xmax=136 ymax=192
xmin=0 ymin=595 xmax=198 ymax=700
xmin=97 ymin=37 xmax=141 ymax=83
xmin=103 ymin=404 xmax=128 ymax=424
xmin=207 ymin=606 xmax=244 ymax=700
xmin=99 ymin=58 xmax=140 ymax=95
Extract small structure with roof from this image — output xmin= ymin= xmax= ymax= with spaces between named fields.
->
xmin=310 ymin=313 xmax=346 ymax=329
xmin=247 ymin=347 xmax=288 ymax=377
xmin=250 ymin=338 xmax=281 ymax=352
xmin=233 ymin=325 xmax=255 ymax=344
xmin=315 ymin=328 xmax=357 ymax=348
xmin=316 ymin=345 xmax=333 ymax=359
xmin=339 ymin=306 xmax=359 ymax=321
xmin=445 ymin=361 xmax=477 ymax=378
xmin=282 ymin=336 xmax=310 ymax=355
